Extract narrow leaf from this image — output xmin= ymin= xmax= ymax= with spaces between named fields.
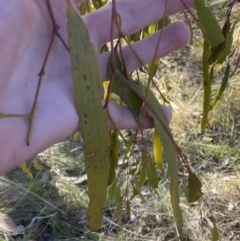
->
xmin=20 ymin=162 xmax=33 ymax=180
xmin=153 ymin=129 xmax=164 ymax=170
xmin=109 ymin=130 xmax=119 ymax=166
xmin=143 ymin=89 xmax=183 ymax=235
xmin=108 ymin=53 xmax=143 ymax=122
xmin=186 ymin=172 xmax=203 ymax=203
xmin=201 ymin=40 xmax=211 ymax=133
xmin=131 ymin=153 xmax=148 ymax=200
xmin=148 ymin=59 xmax=160 ymax=79
xmin=211 ymin=63 xmax=230 ymax=108
xmin=126 ymin=199 xmax=131 ymax=219
xmin=67 ymin=2 xmax=109 ymax=231
xmin=212 ymin=223 xmax=220 ymax=241
xmin=33 ymin=159 xmax=44 ymax=171
xmin=194 ymin=0 xmax=224 ymax=47
xmin=147 ymin=160 xmax=159 ymax=188
xmin=108 ymin=57 xmax=183 ymax=235
xmin=108 ymin=181 xmax=116 ymax=198
xmin=209 ymin=22 xmax=236 ymax=64
xmin=108 ymin=130 xmax=119 ymax=185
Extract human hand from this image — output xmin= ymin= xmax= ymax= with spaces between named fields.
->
xmin=0 ymin=0 xmax=193 ymax=174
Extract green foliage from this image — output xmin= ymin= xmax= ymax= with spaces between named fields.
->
xmin=195 ymin=1 xmax=237 ymax=134
xmin=183 ymin=171 xmax=203 ymax=203
xmin=67 ymin=2 xmax=110 ymax=231
xmin=194 ymin=0 xmax=224 ymax=47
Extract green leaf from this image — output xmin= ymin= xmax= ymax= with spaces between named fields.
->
xmin=108 ymin=54 xmax=183 ymax=235
xmin=201 ymin=40 xmax=211 ymax=133
xmin=130 ymin=32 xmax=140 ymax=43
xmin=185 ymin=172 xmax=203 ymax=203
xmin=153 ymin=129 xmax=164 ymax=170
xmin=211 ymin=63 xmax=230 ymax=109
xmin=194 ymin=0 xmax=224 ymax=47
xmin=141 ymin=87 xmax=183 ymax=235
xmin=108 ymin=181 xmax=117 ymax=198
xmin=212 ymin=222 xmax=220 ymax=241
xmin=147 ymin=159 xmax=159 ymax=188
xmin=109 ymin=130 xmax=119 ymax=165
xmin=67 ymin=2 xmax=109 ymax=231
xmin=20 ymin=162 xmax=33 ymax=180
xmin=108 ymin=130 xmax=119 ymax=185
xmin=114 ymin=184 xmax=122 ymax=202
xmin=129 ymin=167 xmax=137 ymax=175
xmin=108 ymin=163 xmax=116 ymax=186
xmin=209 ymin=22 xmax=236 ymax=64
xmin=157 ymin=17 xmax=171 ymax=30
xmin=136 ymin=153 xmax=148 ymax=191
xmin=92 ymin=0 xmax=105 ymax=9
xmin=108 ymin=53 xmax=143 ymax=122
xmin=79 ymin=1 xmax=90 ymax=15
xmin=147 ymin=59 xmax=160 ymax=79
xmin=126 ymin=199 xmax=131 ymax=219
xmin=131 ymin=153 xmax=148 ymax=200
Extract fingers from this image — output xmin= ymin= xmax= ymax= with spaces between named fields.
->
xmin=83 ymin=0 xmax=194 ymax=47
xmin=98 ymin=21 xmax=191 ymax=80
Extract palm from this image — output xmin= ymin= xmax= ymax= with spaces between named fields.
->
xmin=0 ymin=0 xmax=193 ymax=173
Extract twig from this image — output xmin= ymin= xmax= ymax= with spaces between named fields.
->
xmin=27 ymin=0 xmax=69 ymax=145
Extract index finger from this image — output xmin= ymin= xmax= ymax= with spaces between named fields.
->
xmin=83 ymin=0 xmax=194 ymax=47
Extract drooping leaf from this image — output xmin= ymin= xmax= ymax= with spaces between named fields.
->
xmin=141 ymin=86 xmax=183 ymax=235
xmin=153 ymin=129 xmax=164 ymax=170
xmin=108 ymin=181 xmax=117 ymax=198
xmin=114 ymin=184 xmax=122 ymax=202
xmin=142 ymin=19 xmax=169 ymax=79
xmin=147 ymin=159 xmax=159 ymax=188
xmin=184 ymin=171 xmax=203 ymax=203
xmin=201 ymin=40 xmax=211 ymax=133
xmin=126 ymin=199 xmax=131 ymax=219
xmin=67 ymin=2 xmax=109 ymax=231
xmin=20 ymin=162 xmax=33 ymax=180
xmin=212 ymin=222 xmax=220 ymax=241
xmin=194 ymin=0 xmax=224 ymax=47
xmin=131 ymin=153 xmax=148 ymax=200
xmin=33 ymin=159 xmax=50 ymax=171
xmin=211 ymin=62 xmax=230 ymax=109
xmin=108 ymin=130 xmax=119 ymax=185
xmin=148 ymin=59 xmax=160 ymax=79
xmin=117 ymin=79 xmax=183 ymax=234
xmin=102 ymin=81 xmax=113 ymax=101
xmin=115 ymin=193 xmax=123 ymax=227
xmin=108 ymin=53 xmax=143 ymax=122
xmin=108 ymin=130 xmax=118 ymax=178
xmin=108 ymin=55 xmax=183 ymax=235
xmin=108 ymin=163 xmax=116 ymax=186
xmin=74 ymin=131 xmax=81 ymax=141
xmin=209 ymin=22 xmax=236 ymax=64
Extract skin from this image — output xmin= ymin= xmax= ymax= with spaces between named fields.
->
xmin=0 ymin=0 xmax=194 ymax=174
